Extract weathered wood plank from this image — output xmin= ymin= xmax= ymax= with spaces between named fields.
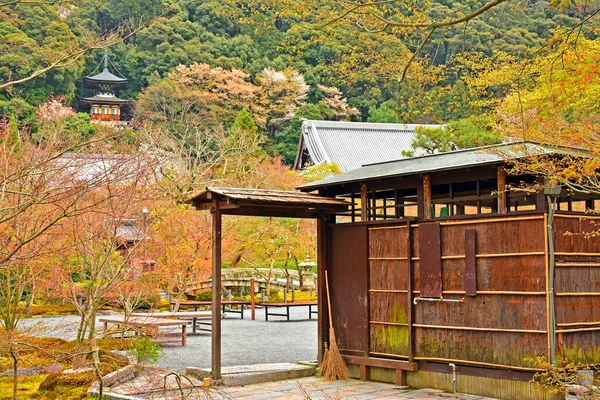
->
xmin=419 ymin=223 xmax=442 ymax=298
xmin=465 ymin=229 xmax=477 ymax=296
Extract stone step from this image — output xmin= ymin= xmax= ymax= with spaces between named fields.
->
xmin=186 ymin=362 xmax=315 ymax=386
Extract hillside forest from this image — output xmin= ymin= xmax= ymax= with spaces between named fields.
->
xmin=1 ymin=0 xmax=598 ymax=162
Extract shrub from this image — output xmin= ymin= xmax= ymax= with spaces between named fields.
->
xmin=267 ymin=289 xmax=283 ymax=303
xmin=128 ymin=337 xmax=163 ymax=364
xmin=194 ymin=291 xmax=212 ymax=301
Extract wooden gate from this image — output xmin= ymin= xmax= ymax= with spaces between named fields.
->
xmin=328 ymin=224 xmax=369 ymax=356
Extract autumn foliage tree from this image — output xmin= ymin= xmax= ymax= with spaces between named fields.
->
xmin=497 ymin=35 xmax=600 ymax=194
xmin=258 ymin=68 xmax=309 ymax=135
xmin=150 ymin=205 xmax=231 ymax=311
xmin=0 ymin=108 xmax=160 ymax=396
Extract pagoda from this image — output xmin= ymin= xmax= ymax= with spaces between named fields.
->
xmin=80 ymin=50 xmax=131 ymax=123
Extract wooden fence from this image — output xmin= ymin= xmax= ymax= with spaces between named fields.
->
xmin=328 ymin=212 xmax=600 ymax=371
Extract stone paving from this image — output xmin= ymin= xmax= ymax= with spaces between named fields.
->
xmin=216 ymin=377 xmax=497 ymax=400
xmin=99 ymin=370 xmax=497 ymax=400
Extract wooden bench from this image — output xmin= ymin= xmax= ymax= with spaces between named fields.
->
xmin=262 ymin=301 xmax=318 ymax=321
xmin=173 ymin=300 xmax=250 ymax=319
xmin=131 ymin=311 xmax=222 ymax=334
xmin=99 ymin=316 xmax=188 ymax=346
xmin=343 ymin=355 xmax=417 ymax=386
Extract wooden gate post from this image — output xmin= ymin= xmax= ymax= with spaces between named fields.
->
xmin=211 ymin=204 xmax=222 ymax=380
xmin=250 ymin=277 xmax=256 ymax=321
xmin=317 ymin=215 xmax=329 ymax=364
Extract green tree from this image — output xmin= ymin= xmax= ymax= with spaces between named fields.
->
xmin=0 ymin=3 xmax=85 ymax=101
xmin=273 ymin=103 xmax=333 ymax=165
xmin=231 ymin=108 xmax=258 ymax=134
xmin=368 ymin=103 xmax=401 ymax=123
xmin=405 ymin=114 xmax=502 ymax=155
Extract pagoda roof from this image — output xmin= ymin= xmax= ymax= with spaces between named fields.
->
xmin=85 ymin=68 xmax=127 ymax=84
xmin=80 ymin=93 xmax=131 ymax=105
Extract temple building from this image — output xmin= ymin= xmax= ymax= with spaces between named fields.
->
xmin=80 ymin=50 xmax=131 ymax=124
xmin=294 ymin=120 xmax=443 ymax=172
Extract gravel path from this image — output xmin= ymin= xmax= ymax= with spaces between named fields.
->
xmin=159 ymin=306 xmax=317 ymax=371
xmin=19 ymin=305 xmax=318 ymax=372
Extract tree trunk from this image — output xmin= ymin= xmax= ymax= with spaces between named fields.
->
xmin=92 ymin=342 xmax=103 ymax=400
xmin=173 ymin=291 xmax=182 ymax=313
xmin=230 ymin=250 xmax=244 ymax=268
xmin=25 ymin=285 xmax=35 ymax=318
xmin=10 ymin=347 xmax=17 ymax=400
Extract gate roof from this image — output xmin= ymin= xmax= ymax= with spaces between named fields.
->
xmin=190 ymin=187 xmax=350 ymax=218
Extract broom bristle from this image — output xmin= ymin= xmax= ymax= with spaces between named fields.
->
xmin=319 ymin=342 xmax=330 ymax=377
xmin=321 ymin=328 xmax=349 ymax=380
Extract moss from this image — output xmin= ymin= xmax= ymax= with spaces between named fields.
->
xmin=27 ymin=304 xmax=77 ymax=316
xmin=373 ymin=325 xmax=409 ymax=355
xmin=0 ymin=334 xmax=130 ymax=400
xmin=0 ymin=374 xmax=90 ymax=400
xmin=32 ymin=385 xmax=89 ymax=400
xmin=0 ymin=375 xmax=48 ymax=400
xmin=262 ymin=290 xmax=317 ymax=303
xmin=418 ymin=333 xmax=542 ymax=368
xmin=560 ymin=344 xmax=600 ymax=366
xmin=390 ymin=303 xmax=408 ymax=324
xmin=39 ymin=372 xmax=96 ymax=391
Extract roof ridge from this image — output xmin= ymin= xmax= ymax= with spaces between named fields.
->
xmin=297 ymin=140 xmax=593 ymax=191
xmin=361 ymin=140 xmax=538 ymax=168
xmin=301 ymin=119 xmax=444 ymax=129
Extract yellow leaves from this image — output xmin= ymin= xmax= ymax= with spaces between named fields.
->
xmin=497 ymin=37 xmax=600 ymax=150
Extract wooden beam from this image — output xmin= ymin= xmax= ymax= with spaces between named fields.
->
xmin=211 ymin=203 xmax=222 ymax=380
xmin=343 ymin=355 xmax=418 ymax=371
xmin=497 ymin=165 xmax=507 ymax=214
xmin=317 ymin=216 xmax=328 ymax=364
xmin=360 ymin=183 xmax=368 ymax=221
xmin=423 ymin=175 xmax=432 ymax=219
xmin=217 ymin=208 xmax=327 ymax=219
xmin=536 ymin=176 xmax=548 ymax=211
xmin=193 ymin=201 xmax=240 ymax=211
xmin=543 ymin=213 xmax=551 ymax=363
xmin=418 ymin=362 xmax=537 ymax=380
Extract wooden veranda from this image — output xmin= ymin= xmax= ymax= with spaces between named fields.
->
xmin=189 ymin=187 xmax=349 ymax=380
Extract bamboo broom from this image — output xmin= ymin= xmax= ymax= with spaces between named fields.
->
xmin=319 ymin=270 xmax=349 ymax=380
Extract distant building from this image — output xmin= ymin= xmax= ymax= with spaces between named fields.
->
xmin=293 ymin=120 xmax=444 ymax=172
xmin=80 ymin=50 xmax=131 ymax=125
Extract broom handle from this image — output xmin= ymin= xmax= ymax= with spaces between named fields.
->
xmin=325 ymin=270 xmax=333 ymax=328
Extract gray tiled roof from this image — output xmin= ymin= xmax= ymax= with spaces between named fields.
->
xmin=294 ymin=120 xmax=444 ymax=172
xmin=297 ymin=141 xmax=591 ymax=191
xmin=116 ymin=223 xmax=142 ymax=242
